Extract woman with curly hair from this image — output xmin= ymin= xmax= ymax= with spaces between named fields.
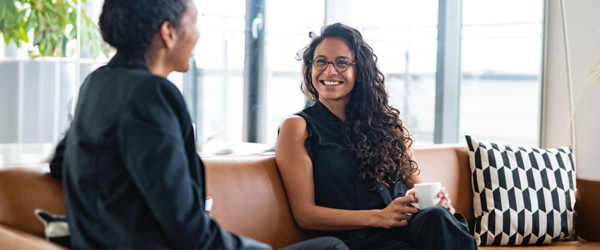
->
xmin=276 ymin=23 xmax=477 ymax=250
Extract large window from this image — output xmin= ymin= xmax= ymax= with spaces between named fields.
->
xmin=265 ymin=0 xmax=325 ymax=144
xmin=354 ymin=0 xmax=438 ymax=144
xmin=0 ymin=0 xmax=546 ymax=166
xmin=194 ymin=0 xmax=247 ymax=143
xmin=459 ymin=0 xmax=543 ymax=147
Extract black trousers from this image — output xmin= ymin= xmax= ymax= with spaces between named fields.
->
xmin=343 ymin=206 xmax=478 ymax=250
xmin=280 ymin=237 xmax=349 ymax=250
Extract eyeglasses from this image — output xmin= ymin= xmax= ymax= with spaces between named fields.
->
xmin=310 ymin=57 xmax=355 ymax=73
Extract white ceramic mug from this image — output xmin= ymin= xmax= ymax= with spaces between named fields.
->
xmin=405 ymin=182 xmax=442 ymax=209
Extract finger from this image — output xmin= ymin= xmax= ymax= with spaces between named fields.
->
xmin=393 ymin=213 xmax=412 ymax=221
xmin=395 ymin=220 xmax=409 ymax=227
xmin=393 ymin=205 xmax=418 ymax=215
xmin=399 ymin=206 xmax=418 ymax=214
xmin=394 ymin=206 xmax=419 ymax=214
xmin=441 ymin=197 xmax=452 ymax=209
xmin=436 ymin=197 xmax=449 ymax=206
xmin=437 ymin=187 xmax=449 ymax=198
xmin=395 ymin=195 xmax=417 ymax=205
xmin=442 ymin=198 xmax=453 ymax=212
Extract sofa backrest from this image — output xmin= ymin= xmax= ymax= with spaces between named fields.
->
xmin=0 ymin=168 xmax=65 ymax=238
xmin=411 ymin=145 xmax=474 ymax=233
xmin=203 ymin=155 xmax=318 ymax=249
xmin=203 ymin=145 xmax=475 ymax=247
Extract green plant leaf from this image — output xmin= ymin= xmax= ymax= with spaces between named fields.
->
xmin=36 ymin=11 xmax=44 ymax=31
xmin=1 ymin=0 xmax=104 ymax=59
xmin=44 ymin=5 xmax=68 ymax=23
xmin=0 ymin=0 xmax=18 ymax=22
xmin=24 ymin=12 xmax=35 ymax=33
xmin=43 ymin=11 xmax=59 ymax=30
xmin=3 ymin=32 xmax=11 ymax=45
xmin=33 ymin=31 xmax=41 ymax=45
xmin=0 ymin=2 xmax=7 ymax=21
xmin=8 ymin=9 xmax=27 ymax=27
xmin=61 ymin=34 xmax=67 ymax=57
xmin=18 ymin=26 xmax=28 ymax=42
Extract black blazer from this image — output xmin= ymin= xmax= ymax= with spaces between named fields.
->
xmin=50 ymin=52 xmax=270 ymax=250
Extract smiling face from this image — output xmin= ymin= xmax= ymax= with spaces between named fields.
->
xmin=311 ymin=37 xmax=356 ymax=106
xmin=168 ymin=0 xmax=200 ymax=72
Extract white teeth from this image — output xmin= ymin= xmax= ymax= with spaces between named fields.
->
xmin=323 ymin=81 xmax=341 ymax=86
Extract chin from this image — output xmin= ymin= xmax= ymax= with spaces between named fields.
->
xmin=177 ymin=64 xmax=191 ymax=73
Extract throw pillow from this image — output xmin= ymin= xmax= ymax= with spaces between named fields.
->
xmin=33 ymin=197 xmax=214 ymax=248
xmin=465 ymin=135 xmax=576 ymax=246
xmin=34 ymin=209 xmax=71 ymax=248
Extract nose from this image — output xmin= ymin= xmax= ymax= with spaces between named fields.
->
xmin=323 ymin=62 xmax=338 ymax=75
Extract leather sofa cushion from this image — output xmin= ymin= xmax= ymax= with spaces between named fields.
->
xmin=203 ymin=155 xmax=317 ymax=249
xmin=412 ymin=145 xmax=475 ymax=232
xmin=0 ymin=223 xmax=66 ymax=250
xmin=202 ymin=146 xmax=475 ymax=247
xmin=0 ymin=168 xmax=65 ymax=238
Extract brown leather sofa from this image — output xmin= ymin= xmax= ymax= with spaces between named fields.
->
xmin=0 ymin=145 xmax=598 ymax=249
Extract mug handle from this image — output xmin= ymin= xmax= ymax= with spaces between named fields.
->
xmin=405 ymin=189 xmax=420 ymax=209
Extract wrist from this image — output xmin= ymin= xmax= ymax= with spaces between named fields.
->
xmin=368 ymin=209 xmax=382 ymax=228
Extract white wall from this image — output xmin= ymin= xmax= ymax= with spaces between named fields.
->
xmin=542 ymin=0 xmax=600 ymax=181
xmin=541 ymin=0 xmax=571 ymax=149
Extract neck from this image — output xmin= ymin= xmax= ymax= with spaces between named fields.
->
xmin=147 ymin=51 xmax=171 ymax=78
xmin=320 ymin=98 xmax=349 ymax=122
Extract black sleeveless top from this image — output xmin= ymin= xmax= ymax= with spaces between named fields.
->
xmin=296 ymin=101 xmax=409 ymax=241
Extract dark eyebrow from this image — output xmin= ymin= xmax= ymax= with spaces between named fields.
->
xmin=313 ymin=55 xmax=353 ymax=61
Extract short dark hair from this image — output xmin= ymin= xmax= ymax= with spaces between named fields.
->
xmin=99 ymin=0 xmax=187 ymax=59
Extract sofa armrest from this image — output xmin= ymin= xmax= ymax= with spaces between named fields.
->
xmin=0 ymin=223 xmax=67 ymax=250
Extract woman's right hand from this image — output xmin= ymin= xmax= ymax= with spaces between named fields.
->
xmin=375 ymin=194 xmax=418 ymax=229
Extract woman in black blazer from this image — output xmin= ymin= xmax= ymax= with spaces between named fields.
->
xmin=50 ymin=1 xmax=346 ymax=249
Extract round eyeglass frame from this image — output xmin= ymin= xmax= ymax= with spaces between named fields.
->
xmin=309 ymin=57 xmax=355 ymax=73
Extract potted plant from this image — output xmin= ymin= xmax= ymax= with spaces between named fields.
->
xmin=0 ymin=0 xmax=109 ymax=58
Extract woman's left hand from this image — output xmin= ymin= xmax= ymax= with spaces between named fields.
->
xmin=436 ymin=187 xmax=456 ymax=215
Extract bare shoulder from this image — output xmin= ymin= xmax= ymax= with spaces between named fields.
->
xmin=279 ymin=115 xmax=307 ymax=135
xmin=276 ymin=115 xmax=310 ymax=160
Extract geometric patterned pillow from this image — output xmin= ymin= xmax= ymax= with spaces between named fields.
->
xmin=465 ymin=135 xmax=576 ymax=246
xmin=34 ymin=209 xmax=71 ymax=248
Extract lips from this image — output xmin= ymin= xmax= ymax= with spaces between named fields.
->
xmin=320 ymin=80 xmax=343 ymax=86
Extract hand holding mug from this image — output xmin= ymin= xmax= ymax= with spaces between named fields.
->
xmin=377 ymin=194 xmax=418 ymax=229
xmin=406 ymin=182 xmax=455 ymax=214
xmin=435 ymin=187 xmax=455 ymax=214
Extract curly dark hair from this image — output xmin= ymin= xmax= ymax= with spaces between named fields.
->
xmin=99 ymin=0 xmax=187 ymax=63
xmin=300 ymin=23 xmax=419 ymax=190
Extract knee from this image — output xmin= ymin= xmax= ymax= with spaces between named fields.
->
xmin=412 ymin=206 xmax=453 ymax=224
xmin=305 ymin=236 xmax=348 ymax=250
xmin=418 ymin=206 xmax=451 ymax=217
xmin=320 ymin=237 xmax=348 ymax=250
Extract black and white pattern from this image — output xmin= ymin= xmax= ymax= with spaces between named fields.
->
xmin=34 ymin=209 xmax=71 ymax=248
xmin=465 ymin=135 xmax=576 ymax=246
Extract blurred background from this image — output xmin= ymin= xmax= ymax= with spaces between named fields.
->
xmin=0 ymin=0 xmax=545 ymax=166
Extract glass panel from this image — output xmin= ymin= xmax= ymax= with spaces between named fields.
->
xmin=194 ymin=0 xmax=246 ymax=144
xmin=459 ymin=0 xmax=543 ymax=147
xmin=0 ymin=0 xmax=110 ymax=168
xmin=265 ymin=0 xmax=324 ymax=144
xmin=190 ymin=0 xmax=438 ymax=146
xmin=353 ymin=0 xmax=439 ymax=145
